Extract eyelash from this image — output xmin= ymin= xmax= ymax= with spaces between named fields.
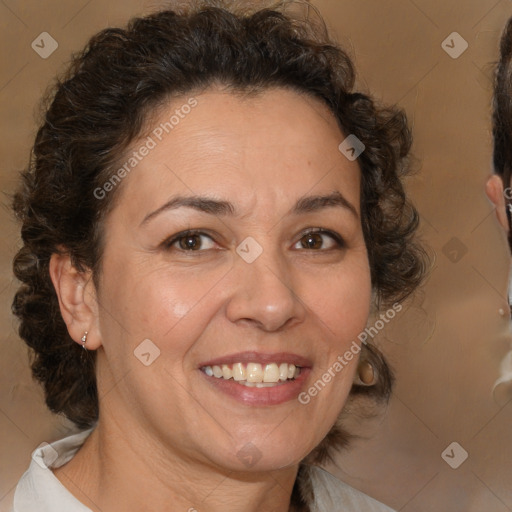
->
xmin=161 ymin=228 xmax=345 ymax=252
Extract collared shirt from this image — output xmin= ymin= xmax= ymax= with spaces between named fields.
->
xmin=11 ymin=429 xmax=395 ymax=512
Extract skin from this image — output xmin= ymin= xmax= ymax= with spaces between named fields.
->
xmin=486 ymin=174 xmax=510 ymax=236
xmin=49 ymin=87 xmax=371 ymax=512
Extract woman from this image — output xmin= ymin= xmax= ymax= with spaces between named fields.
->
xmin=10 ymin=1 xmax=426 ymax=510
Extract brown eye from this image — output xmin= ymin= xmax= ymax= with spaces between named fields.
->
xmin=300 ymin=233 xmax=323 ymax=249
xmin=294 ymin=230 xmax=344 ymax=250
xmin=179 ymin=234 xmax=202 ymax=250
xmin=165 ymin=232 xmax=216 ymax=251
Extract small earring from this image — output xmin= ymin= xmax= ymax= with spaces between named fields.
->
xmin=81 ymin=331 xmax=88 ymax=350
xmin=357 ymin=360 xmax=375 ymax=385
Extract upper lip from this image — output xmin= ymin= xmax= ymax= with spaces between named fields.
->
xmin=198 ymin=351 xmax=313 ymax=368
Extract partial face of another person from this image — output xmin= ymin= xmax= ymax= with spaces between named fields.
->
xmin=90 ymin=87 xmax=371 ymax=471
xmin=486 ymin=174 xmax=512 ymax=249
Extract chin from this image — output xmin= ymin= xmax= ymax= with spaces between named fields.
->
xmin=205 ymin=435 xmax=316 ymax=474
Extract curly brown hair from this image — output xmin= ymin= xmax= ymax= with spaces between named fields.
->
xmin=11 ymin=0 xmax=426 ymax=494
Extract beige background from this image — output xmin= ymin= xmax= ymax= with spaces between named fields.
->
xmin=1 ymin=1 xmax=512 ymax=511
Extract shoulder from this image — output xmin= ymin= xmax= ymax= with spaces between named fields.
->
xmin=307 ymin=465 xmax=396 ymax=512
xmin=11 ymin=428 xmax=94 ymax=512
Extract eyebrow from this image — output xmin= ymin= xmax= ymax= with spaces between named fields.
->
xmin=292 ymin=191 xmax=358 ymax=218
xmin=140 ymin=190 xmax=358 ymax=226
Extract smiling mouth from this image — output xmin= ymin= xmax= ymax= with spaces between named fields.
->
xmin=201 ymin=362 xmax=301 ymax=387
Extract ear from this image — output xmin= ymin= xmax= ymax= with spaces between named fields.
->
xmin=49 ymin=252 xmax=102 ymax=350
xmin=485 ymin=174 xmax=510 ymax=233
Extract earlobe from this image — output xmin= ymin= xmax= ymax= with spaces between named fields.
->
xmin=49 ymin=252 xmax=102 ymax=350
xmin=485 ymin=174 xmax=510 ymax=233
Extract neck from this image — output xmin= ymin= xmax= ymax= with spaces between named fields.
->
xmin=53 ymin=414 xmax=299 ymax=512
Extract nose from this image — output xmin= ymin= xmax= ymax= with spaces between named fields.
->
xmin=225 ymin=247 xmax=306 ymax=332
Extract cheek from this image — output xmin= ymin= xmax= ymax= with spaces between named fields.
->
xmin=97 ymin=253 xmax=229 ymax=350
xmin=303 ymin=257 xmax=372 ymax=343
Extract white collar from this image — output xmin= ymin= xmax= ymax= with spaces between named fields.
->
xmin=12 ymin=428 xmax=94 ymax=512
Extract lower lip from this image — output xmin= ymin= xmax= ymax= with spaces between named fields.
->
xmin=200 ymin=368 xmax=312 ymax=406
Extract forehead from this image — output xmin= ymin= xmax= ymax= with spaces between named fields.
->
xmin=110 ymin=87 xmax=362 ymax=219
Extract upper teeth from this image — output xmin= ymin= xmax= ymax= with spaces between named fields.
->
xmin=202 ymin=362 xmax=300 ymax=383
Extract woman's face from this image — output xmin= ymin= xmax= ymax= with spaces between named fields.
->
xmin=93 ymin=87 xmax=371 ymax=471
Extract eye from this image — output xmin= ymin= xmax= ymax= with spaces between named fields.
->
xmin=294 ymin=229 xmax=344 ymax=250
xmin=163 ymin=231 xmax=217 ymax=251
